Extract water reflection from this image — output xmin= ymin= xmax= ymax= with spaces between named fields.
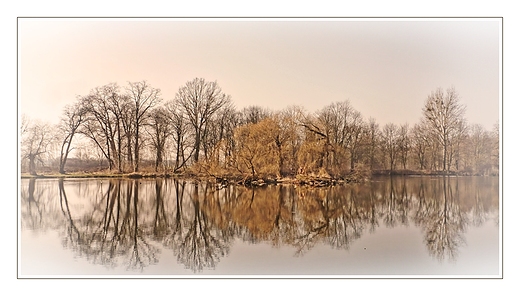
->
xmin=20 ymin=176 xmax=499 ymax=273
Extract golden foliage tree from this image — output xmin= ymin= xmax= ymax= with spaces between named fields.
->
xmin=233 ymin=119 xmax=279 ymax=179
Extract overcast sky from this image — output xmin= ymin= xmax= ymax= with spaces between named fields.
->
xmin=18 ymin=17 xmax=501 ymax=130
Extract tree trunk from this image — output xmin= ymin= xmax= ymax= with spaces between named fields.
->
xmin=59 ymin=135 xmax=73 ymax=174
xmin=28 ymin=154 xmax=37 ymax=175
xmin=194 ymin=130 xmax=201 ymax=162
xmin=134 ymin=125 xmax=140 ymax=172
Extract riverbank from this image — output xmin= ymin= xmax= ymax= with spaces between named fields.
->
xmin=20 ymin=168 xmax=497 ymax=187
xmin=20 ymin=170 xmax=369 ymax=187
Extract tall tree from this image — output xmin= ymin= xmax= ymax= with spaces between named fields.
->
xmin=310 ymin=100 xmax=365 ymax=172
xmin=449 ymin=119 xmax=468 ymax=171
xmin=397 ymin=123 xmax=410 ymax=170
xmin=422 ymin=87 xmax=466 ymax=173
xmin=58 ymin=101 xmax=88 ymax=174
xmin=175 ymin=78 xmax=231 ymax=162
xmin=278 ymin=105 xmax=306 ymax=176
xmin=381 ymin=123 xmax=399 ymax=171
xmin=345 ymin=110 xmax=365 ymax=171
xmin=299 ymin=110 xmax=333 ymax=174
xmin=126 ymin=81 xmax=162 ymax=172
xmin=204 ymin=104 xmax=239 ymax=169
xmin=80 ymin=84 xmax=121 ymax=171
xmin=364 ymin=117 xmax=381 ymax=170
xmin=165 ymin=99 xmax=191 ymax=172
xmin=410 ymin=120 xmax=430 ymax=170
xmin=107 ymin=91 xmax=133 ymax=172
xmin=270 ymin=109 xmax=301 ymax=177
xmin=146 ymin=106 xmax=171 ymax=172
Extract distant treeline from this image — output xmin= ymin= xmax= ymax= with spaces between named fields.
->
xmin=20 ymin=78 xmax=499 ymax=180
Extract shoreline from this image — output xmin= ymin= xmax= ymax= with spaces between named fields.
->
xmin=20 ymin=169 xmax=498 ymax=189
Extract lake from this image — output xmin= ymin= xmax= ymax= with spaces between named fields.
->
xmin=18 ymin=175 xmax=501 ymax=278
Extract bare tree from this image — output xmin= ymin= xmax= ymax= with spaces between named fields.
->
xmin=270 ymin=110 xmax=301 ymax=177
xmin=146 ymin=106 xmax=171 ymax=172
xmin=363 ymin=117 xmax=381 ymax=170
xmin=397 ymin=123 xmax=410 ymax=170
xmin=423 ymin=87 xmax=466 ymax=173
xmin=107 ymin=91 xmax=133 ymax=172
xmin=303 ymin=100 xmax=365 ymax=174
xmin=239 ymin=105 xmax=271 ymax=125
xmin=204 ymin=104 xmax=240 ymax=170
xmin=58 ymin=101 xmax=88 ymax=174
xmin=466 ymin=123 xmax=499 ymax=175
xmin=345 ymin=110 xmax=365 ymax=171
xmin=126 ymin=81 xmax=162 ymax=172
xmin=79 ymin=84 xmax=121 ymax=171
xmin=175 ymin=78 xmax=231 ymax=163
xmin=381 ymin=123 xmax=399 ymax=171
xmin=449 ymin=119 xmax=468 ymax=172
xmin=21 ymin=118 xmax=54 ymax=175
xmin=411 ymin=120 xmax=430 ymax=170
xmin=165 ymin=99 xmax=192 ymax=172
xmin=278 ymin=105 xmax=306 ymax=176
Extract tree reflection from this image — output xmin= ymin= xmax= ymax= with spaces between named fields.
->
xmin=420 ymin=177 xmax=467 ymax=262
xmin=20 ymin=178 xmax=62 ymax=230
xmin=57 ymin=179 xmax=159 ymax=271
xmin=20 ymin=175 xmax=499 ymax=273
xmin=327 ymin=186 xmax=368 ymax=249
xmin=165 ymin=181 xmax=231 ymax=272
xmin=292 ymin=186 xmax=368 ymax=255
xmin=21 ymin=179 xmax=43 ymax=228
xmin=151 ymin=178 xmax=169 ymax=240
xmin=270 ymin=186 xmax=297 ymax=247
xmin=381 ymin=177 xmax=410 ymax=228
xmin=58 ymin=178 xmax=84 ymax=254
xmin=232 ymin=186 xmax=294 ymax=244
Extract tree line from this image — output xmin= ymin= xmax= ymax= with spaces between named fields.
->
xmin=20 ymin=78 xmax=499 ymax=179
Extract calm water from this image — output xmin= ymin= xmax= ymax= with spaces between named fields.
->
xmin=18 ymin=176 xmax=500 ymax=278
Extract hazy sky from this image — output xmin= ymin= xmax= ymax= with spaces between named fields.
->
xmin=6 ymin=4 xmax=518 ymax=292
xmin=18 ymin=17 xmax=501 ymax=130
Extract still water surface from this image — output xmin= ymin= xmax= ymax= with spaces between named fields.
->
xmin=19 ymin=176 xmax=500 ymax=277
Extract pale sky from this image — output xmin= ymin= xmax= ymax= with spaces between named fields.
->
xmin=18 ymin=17 xmax=501 ymax=130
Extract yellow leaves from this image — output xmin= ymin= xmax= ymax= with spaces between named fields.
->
xmin=234 ymin=119 xmax=280 ymax=178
